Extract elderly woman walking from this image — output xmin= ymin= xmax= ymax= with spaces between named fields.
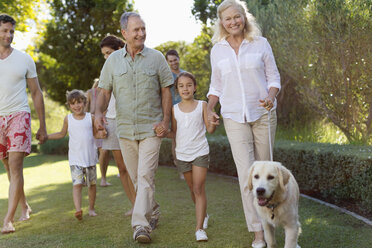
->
xmin=206 ymin=0 xmax=281 ymax=247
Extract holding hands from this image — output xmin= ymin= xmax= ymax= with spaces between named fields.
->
xmin=153 ymin=120 xmax=168 ymax=138
xmin=95 ymin=129 xmax=107 ymax=139
xmin=94 ymin=114 xmax=107 ymax=132
xmin=207 ymin=109 xmax=220 ymax=126
xmin=94 ymin=114 xmax=108 ymax=139
xmin=36 ymin=128 xmax=48 ymax=144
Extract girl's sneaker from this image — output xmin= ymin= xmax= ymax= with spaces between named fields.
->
xmin=203 ymin=214 xmax=209 ymax=229
xmin=195 ymin=229 xmax=208 ymax=241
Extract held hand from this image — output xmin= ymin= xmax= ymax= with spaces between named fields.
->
xmin=154 ymin=125 xmax=166 ymax=136
xmin=153 ymin=120 xmax=168 ymax=138
xmin=94 ymin=114 xmax=107 ymax=131
xmin=259 ymin=96 xmax=275 ymax=111
xmin=95 ymin=129 xmax=108 ymax=139
xmin=207 ymin=109 xmax=220 ymax=126
xmin=36 ymin=128 xmax=48 ymax=144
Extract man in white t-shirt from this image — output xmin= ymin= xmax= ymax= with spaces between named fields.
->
xmin=0 ymin=14 xmax=48 ymax=234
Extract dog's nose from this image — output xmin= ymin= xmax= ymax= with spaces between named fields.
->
xmin=256 ymin=187 xmax=266 ymax=196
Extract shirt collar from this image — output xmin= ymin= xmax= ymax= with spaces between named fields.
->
xmin=122 ymin=45 xmax=148 ymax=57
xmin=218 ymin=38 xmax=250 ymax=46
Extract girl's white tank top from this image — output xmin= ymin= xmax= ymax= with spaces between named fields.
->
xmin=68 ymin=113 xmax=97 ymax=167
xmin=174 ymin=100 xmax=209 ymax=162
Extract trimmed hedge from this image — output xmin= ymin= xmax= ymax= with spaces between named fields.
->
xmin=159 ymin=137 xmax=372 ymax=213
xmin=39 ymin=136 xmax=372 ymax=213
xmin=39 ymin=137 xmax=69 ymax=155
xmin=273 ymin=140 xmax=372 ymax=214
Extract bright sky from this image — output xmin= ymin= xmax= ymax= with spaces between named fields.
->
xmin=13 ymin=0 xmax=202 ymax=50
xmin=135 ymin=0 xmax=202 ymax=48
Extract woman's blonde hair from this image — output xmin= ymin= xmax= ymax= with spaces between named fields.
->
xmin=212 ymin=0 xmax=261 ymax=44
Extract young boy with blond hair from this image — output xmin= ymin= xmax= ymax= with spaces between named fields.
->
xmin=48 ymin=90 xmax=106 ymax=220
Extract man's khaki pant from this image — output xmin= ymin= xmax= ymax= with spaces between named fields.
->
xmin=119 ymin=136 xmax=161 ymax=232
xmin=224 ymin=111 xmax=277 ymax=232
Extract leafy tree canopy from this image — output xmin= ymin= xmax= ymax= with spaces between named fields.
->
xmin=155 ymin=26 xmax=213 ymax=102
xmin=38 ymin=0 xmax=133 ymax=104
xmin=0 ymin=0 xmax=41 ymax=31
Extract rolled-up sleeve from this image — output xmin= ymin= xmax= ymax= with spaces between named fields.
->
xmin=157 ymin=54 xmax=174 ymax=88
xmin=207 ymin=46 xmax=223 ymax=98
xmin=263 ymin=39 xmax=281 ymax=91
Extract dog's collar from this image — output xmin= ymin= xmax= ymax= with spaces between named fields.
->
xmin=266 ymin=203 xmax=279 ymax=210
xmin=265 ymin=191 xmax=279 ymax=220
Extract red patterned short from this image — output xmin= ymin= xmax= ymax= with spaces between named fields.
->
xmin=0 ymin=112 xmax=31 ymax=159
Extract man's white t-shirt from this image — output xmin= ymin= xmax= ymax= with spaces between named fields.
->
xmin=0 ymin=48 xmax=37 ymax=115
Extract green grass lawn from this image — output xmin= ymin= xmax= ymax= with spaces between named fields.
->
xmin=0 ymin=154 xmax=371 ymax=248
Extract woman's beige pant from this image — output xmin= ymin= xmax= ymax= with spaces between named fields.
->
xmin=224 ymin=111 xmax=277 ymax=232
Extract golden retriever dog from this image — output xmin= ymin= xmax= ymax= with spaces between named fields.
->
xmin=248 ymin=161 xmax=301 ymax=248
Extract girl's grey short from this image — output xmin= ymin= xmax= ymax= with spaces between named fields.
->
xmin=102 ymin=118 xmax=120 ymax=150
xmin=175 ymin=154 xmax=210 ymax=173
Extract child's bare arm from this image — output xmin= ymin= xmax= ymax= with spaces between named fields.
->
xmin=203 ymin=101 xmax=217 ymax=134
xmin=48 ymin=116 xmax=68 ymax=140
xmin=166 ymin=107 xmax=177 ymax=138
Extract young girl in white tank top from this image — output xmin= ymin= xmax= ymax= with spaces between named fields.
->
xmin=161 ymin=72 xmax=217 ymax=241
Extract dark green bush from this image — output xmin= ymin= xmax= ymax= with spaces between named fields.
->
xmin=159 ymin=137 xmax=372 ymax=213
xmin=41 ymin=135 xmax=371 ymax=213
xmin=40 ymin=137 xmax=69 ymax=155
xmin=31 ymin=143 xmax=39 ymax=153
xmin=274 ymin=140 xmax=372 ymax=213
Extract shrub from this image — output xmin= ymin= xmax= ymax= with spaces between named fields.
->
xmin=41 ymin=135 xmax=371 ymax=213
xmin=159 ymin=137 xmax=372 ymax=213
xmin=40 ymin=137 xmax=69 ymax=155
xmin=274 ymin=140 xmax=372 ymax=213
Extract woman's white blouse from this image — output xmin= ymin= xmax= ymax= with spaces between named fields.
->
xmin=208 ymin=37 xmax=281 ymax=123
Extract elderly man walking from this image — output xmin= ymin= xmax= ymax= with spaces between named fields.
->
xmin=95 ymin=12 xmax=173 ymax=243
xmin=0 ymin=14 xmax=48 ymax=234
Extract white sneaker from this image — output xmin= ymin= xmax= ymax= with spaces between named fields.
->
xmin=252 ymin=240 xmax=266 ymax=248
xmin=195 ymin=229 xmax=208 ymax=241
xmin=203 ymin=214 xmax=209 ymax=229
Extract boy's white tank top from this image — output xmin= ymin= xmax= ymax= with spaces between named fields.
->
xmin=68 ymin=113 xmax=97 ymax=167
xmin=174 ymin=100 xmax=209 ymax=162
